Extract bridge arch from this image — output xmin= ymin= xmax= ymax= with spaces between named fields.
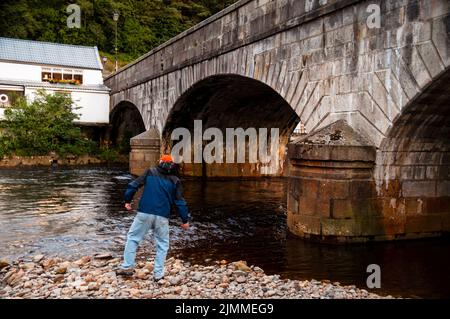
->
xmin=104 ymin=0 xmax=450 ymax=241
xmin=161 ymin=74 xmax=300 ymax=177
xmin=373 ymin=67 xmax=450 ymax=236
xmin=109 ymin=101 xmax=146 ymax=154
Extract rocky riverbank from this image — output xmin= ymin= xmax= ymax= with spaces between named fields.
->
xmin=0 ymin=154 xmax=128 ymax=168
xmin=0 ymin=253 xmax=392 ymax=299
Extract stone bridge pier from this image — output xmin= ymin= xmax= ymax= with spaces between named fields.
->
xmin=287 ymin=68 xmax=450 ymax=242
xmin=105 ymin=0 xmax=450 ymax=242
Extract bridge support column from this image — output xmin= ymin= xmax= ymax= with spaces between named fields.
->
xmin=129 ymin=128 xmax=161 ymax=176
xmin=287 ymin=120 xmax=381 ymax=243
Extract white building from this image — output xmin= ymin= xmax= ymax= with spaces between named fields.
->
xmin=0 ymin=37 xmax=109 ymax=125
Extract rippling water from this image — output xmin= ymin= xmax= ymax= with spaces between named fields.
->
xmin=0 ymin=167 xmax=449 ymax=298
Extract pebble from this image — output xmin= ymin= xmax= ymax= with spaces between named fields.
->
xmin=32 ymin=255 xmax=45 ymax=263
xmin=169 ymin=276 xmax=182 ymax=286
xmin=234 ymin=261 xmax=252 ymax=272
xmin=192 ymin=272 xmax=203 ymax=282
xmin=94 ymin=253 xmax=113 ymax=260
xmin=236 ymin=276 xmax=247 ymax=283
xmin=0 ymin=260 xmax=10 ymax=270
xmin=233 ymin=270 xmax=248 ymax=277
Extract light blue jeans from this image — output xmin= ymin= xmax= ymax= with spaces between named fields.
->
xmin=121 ymin=212 xmax=170 ymax=279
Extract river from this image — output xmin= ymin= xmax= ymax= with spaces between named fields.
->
xmin=0 ymin=167 xmax=449 ymax=298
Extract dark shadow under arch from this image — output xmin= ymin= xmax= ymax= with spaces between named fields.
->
xmin=162 ymin=74 xmax=300 ymax=177
xmin=376 ymin=67 xmax=450 ymax=232
xmin=109 ymin=101 xmax=146 ymax=154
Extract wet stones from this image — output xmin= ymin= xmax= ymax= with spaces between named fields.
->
xmin=0 ymin=254 xmax=394 ymax=299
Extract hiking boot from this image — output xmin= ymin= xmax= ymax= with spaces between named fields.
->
xmin=154 ymin=276 xmax=165 ymax=284
xmin=116 ymin=268 xmax=134 ymax=276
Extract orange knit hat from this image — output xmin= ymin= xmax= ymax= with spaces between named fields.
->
xmin=160 ymin=154 xmax=173 ymax=163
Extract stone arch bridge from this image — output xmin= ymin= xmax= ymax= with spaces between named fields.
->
xmin=105 ymin=0 xmax=450 ymax=242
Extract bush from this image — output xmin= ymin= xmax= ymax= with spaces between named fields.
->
xmin=0 ymin=90 xmax=96 ymax=158
xmin=97 ymin=148 xmax=120 ymax=163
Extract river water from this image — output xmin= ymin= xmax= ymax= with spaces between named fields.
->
xmin=0 ymin=167 xmax=449 ymax=298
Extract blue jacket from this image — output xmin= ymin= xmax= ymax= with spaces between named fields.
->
xmin=124 ymin=166 xmax=189 ymax=223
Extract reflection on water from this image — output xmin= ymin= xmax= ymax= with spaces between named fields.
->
xmin=0 ymin=167 xmax=449 ymax=298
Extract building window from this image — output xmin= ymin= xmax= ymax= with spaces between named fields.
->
xmin=63 ymin=69 xmax=73 ymax=80
xmin=52 ymin=69 xmax=62 ymax=81
xmin=42 ymin=67 xmax=52 ymax=81
xmin=74 ymin=74 xmax=83 ymax=83
xmin=0 ymin=90 xmax=24 ymax=108
xmin=41 ymin=67 xmax=83 ymax=85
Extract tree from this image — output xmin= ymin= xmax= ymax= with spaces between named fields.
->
xmin=0 ymin=0 xmax=239 ymax=63
xmin=0 ymin=90 xmax=95 ymax=157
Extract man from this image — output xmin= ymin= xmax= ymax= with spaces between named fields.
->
xmin=116 ymin=154 xmax=190 ymax=281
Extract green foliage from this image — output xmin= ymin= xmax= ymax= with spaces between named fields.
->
xmin=0 ymin=90 xmax=94 ymax=157
xmin=0 ymin=0 xmax=238 ymax=62
xmin=117 ymin=130 xmax=134 ymax=155
xmin=97 ymin=147 xmax=120 ymax=163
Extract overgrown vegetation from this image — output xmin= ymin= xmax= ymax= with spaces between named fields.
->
xmin=0 ymin=0 xmax=238 ymax=65
xmin=0 ymin=90 xmax=119 ymax=162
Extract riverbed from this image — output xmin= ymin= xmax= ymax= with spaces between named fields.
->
xmin=0 ymin=167 xmax=449 ymax=298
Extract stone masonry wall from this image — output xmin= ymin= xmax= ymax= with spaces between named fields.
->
xmin=106 ymin=0 xmax=450 ymax=149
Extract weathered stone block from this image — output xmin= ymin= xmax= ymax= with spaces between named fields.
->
xmin=350 ymin=180 xmax=377 ymax=198
xmin=298 ymin=196 xmax=316 ymax=216
xmin=426 ymin=166 xmax=439 ymax=179
xmin=442 ymin=214 xmax=450 ymax=231
xmin=404 ymin=198 xmax=424 ymax=216
xmin=143 ymin=153 xmax=157 ymax=163
xmin=405 ymin=215 xmax=443 ymax=233
xmin=402 ymin=180 xmax=436 ymax=197
xmin=289 ymin=214 xmax=321 ymax=236
xmin=318 ymin=180 xmax=349 ymax=200
xmin=417 ymin=41 xmax=445 ymax=77
xmin=287 ymin=193 xmax=299 ymax=215
xmin=131 ymin=152 xmax=144 ymax=162
xmin=424 ymin=197 xmax=450 ymax=214
xmin=321 ymin=218 xmax=361 ymax=237
xmin=432 ymin=14 xmax=450 ymax=65
xmin=331 ymin=199 xmax=353 ymax=219
xmin=437 ymin=181 xmax=450 ymax=197
xmin=359 ymin=216 xmax=388 ymax=237
xmin=382 ymin=214 xmax=406 ymax=236
xmin=298 ymin=179 xmax=319 ymax=197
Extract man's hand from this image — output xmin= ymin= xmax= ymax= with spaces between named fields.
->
xmin=181 ymin=223 xmax=189 ymax=230
xmin=124 ymin=203 xmax=132 ymax=211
